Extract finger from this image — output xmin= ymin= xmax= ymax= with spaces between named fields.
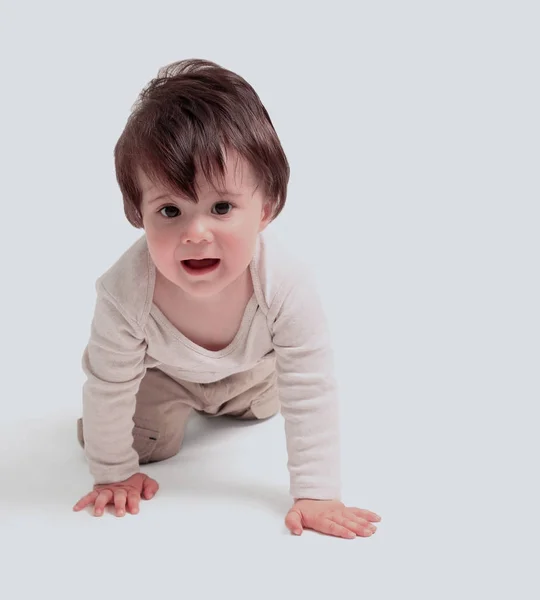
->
xmin=285 ymin=509 xmax=303 ymax=535
xmin=344 ymin=510 xmax=378 ymax=529
xmin=126 ymin=490 xmax=141 ymax=514
xmin=339 ymin=515 xmax=377 ymax=537
xmin=93 ymin=489 xmax=113 ymax=516
xmin=113 ymin=489 xmax=128 ymax=517
xmin=349 ymin=508 xmax=382 ymax=522
xmin=73 ymin=491 xmax=99 ymax=511
xmin=316 ymin=517 xmax=357 ymax=539
xmin=142 ymin=478 xmax=159 ymax=500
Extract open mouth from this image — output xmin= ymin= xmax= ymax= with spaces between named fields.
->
xmin=181 ymin=258 xmax=221 ymax=275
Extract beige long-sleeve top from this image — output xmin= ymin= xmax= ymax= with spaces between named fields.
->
xmin=81 ymin=231 xmax=341 ymax=500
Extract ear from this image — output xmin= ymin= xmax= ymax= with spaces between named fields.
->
xmin=258 ymin=200 xmax=274 ymax=232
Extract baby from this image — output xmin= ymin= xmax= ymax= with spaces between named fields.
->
xmin=73 ymin=58 xmax=381 ymax=539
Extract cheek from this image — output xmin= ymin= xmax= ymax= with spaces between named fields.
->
xmin=220 ymin=233 xmax=257 ymax=267
xmin=146 ymin=231 xmax=175 ymax=263
xmin=220 ymin=231 xmax=251 ymax=252
xmin=225 ymin=213 xmax=261 ymax=242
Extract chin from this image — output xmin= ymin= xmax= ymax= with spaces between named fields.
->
xmin=181 ymin=276 xmax=232 ymax=297
xmin=183 ymin=284 xmax=223 ymax=298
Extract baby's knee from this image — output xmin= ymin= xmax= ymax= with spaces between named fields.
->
xmin=76 ymin=418 xmax=85 ymax=448
xmin=141 ymin=428 xmax=185 ymax=464
xmin=76 ymin=418 xmax=184 ymax=464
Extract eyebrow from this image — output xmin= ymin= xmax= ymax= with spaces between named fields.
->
xmin=214 ymin=189 xmax=242 ymax=197
xmin=147 ymin=193 xmax=172 ymax=206
xmin=147 ymin=189 xmax=243 ymax=205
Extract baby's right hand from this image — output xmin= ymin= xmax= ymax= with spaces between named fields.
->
xmin=73 ymin=473 xmax=159 ymax=517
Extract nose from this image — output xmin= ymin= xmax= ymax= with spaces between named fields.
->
xmin=181 ymin=215 xmax=213 ymax=245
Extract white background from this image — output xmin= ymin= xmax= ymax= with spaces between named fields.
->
xmin=0 ymin=1 xmax=538 ymax=598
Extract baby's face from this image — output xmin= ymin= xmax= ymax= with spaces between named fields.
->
xmin=139 ymin=150 xmax=272 ymax=300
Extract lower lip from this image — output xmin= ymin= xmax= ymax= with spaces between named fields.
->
xmin=181 ymin=260 xmax=221 ymax=276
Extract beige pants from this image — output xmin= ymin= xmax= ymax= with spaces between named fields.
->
xmin=77 ymin=355 xmax=279 ymax=465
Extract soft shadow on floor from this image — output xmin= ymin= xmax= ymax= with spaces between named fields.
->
xmin=0 ymin=411 xmax=291 ymax=518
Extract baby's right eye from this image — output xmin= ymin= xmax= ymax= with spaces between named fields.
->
xmin=159 ymin=206 xmax=180 ymax=218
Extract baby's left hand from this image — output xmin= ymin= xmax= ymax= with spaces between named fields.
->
xmin=285 ymin=498 xmax=381 ymax=539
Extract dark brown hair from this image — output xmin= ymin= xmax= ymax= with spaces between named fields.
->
xmin=114 ymin=58 xmax=290 ymax=228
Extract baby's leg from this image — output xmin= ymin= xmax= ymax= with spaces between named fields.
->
xmin=77 ymin=367 xmax=199 ymax=465
xmin=132 ymin=367 xmax=198 ymax=463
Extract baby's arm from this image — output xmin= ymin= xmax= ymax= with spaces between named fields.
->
xmin=271 ymin=266 xmax=382 ymax=539
xmin=80 ymin=280 xmax=148 ymax=485
xmin=271 ymin=266 xmax=341 ymax=501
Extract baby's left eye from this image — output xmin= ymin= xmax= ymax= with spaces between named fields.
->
xmin=212 ymin=202 xmax=233 ymax=215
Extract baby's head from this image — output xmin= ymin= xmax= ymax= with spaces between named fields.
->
xmin=113 ymin=59 xmax=290 ymax=298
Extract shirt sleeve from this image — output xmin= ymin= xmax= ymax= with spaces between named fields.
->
xmin=81 ymin=280 xmax=148 ymax=485
xmin=271 ymin=268 xmax=342 ymax=501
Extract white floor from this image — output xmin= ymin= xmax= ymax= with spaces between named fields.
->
xmin=1 ymin=393 xmax=535 ymax=599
